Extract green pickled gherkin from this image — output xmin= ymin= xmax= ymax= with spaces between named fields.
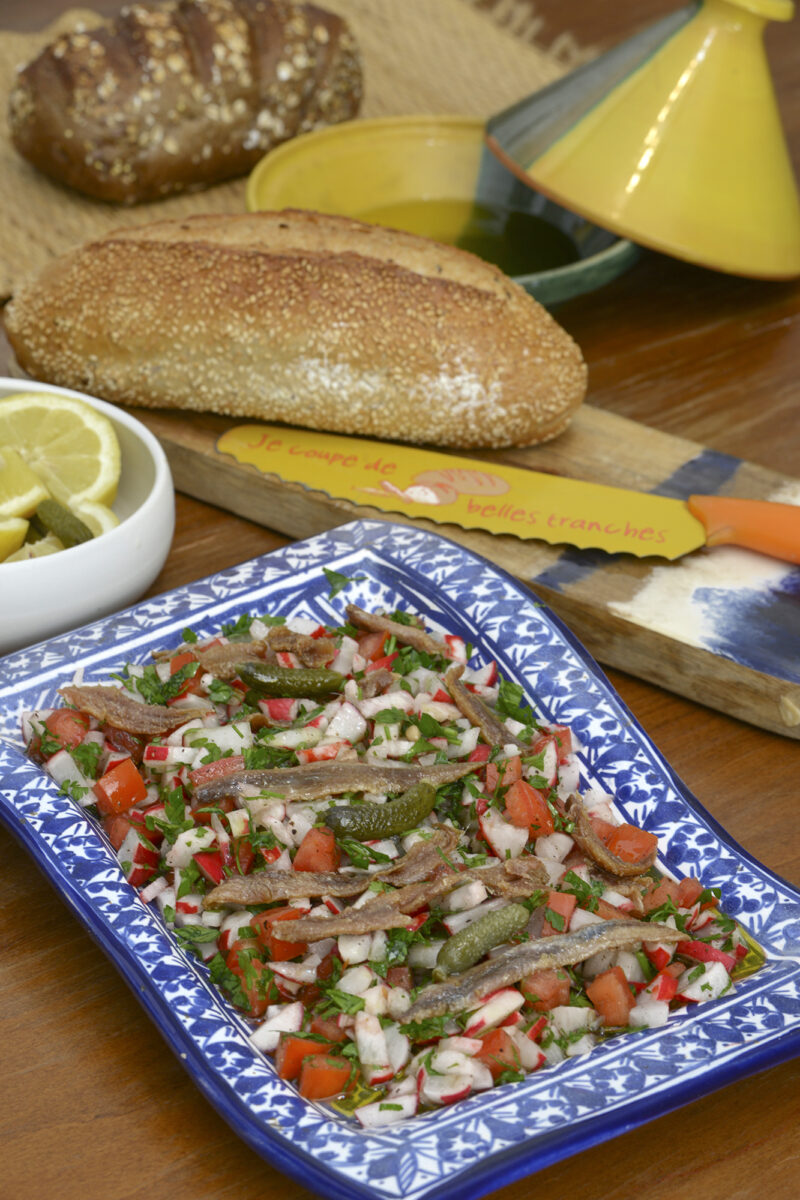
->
xmin=433 ymin=902 xmax=530 ymax=981
xmin=324 ymin=781 xmax=436 ymax=840
xmin=32 ymin=499 xmax=94 ymax=548
xmin=237 ymin=662 xmax=344 ymax=699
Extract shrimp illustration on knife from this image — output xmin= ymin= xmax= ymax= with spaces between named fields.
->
xmin=361 ymin=467 xmax=510 ymax=506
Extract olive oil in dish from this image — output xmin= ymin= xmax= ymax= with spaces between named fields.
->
xmin=357 ymin=198 xmax=579 ymax=275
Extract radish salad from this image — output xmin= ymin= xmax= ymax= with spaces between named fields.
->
xmin=23 ymin=602 xmax=757 ymax=1125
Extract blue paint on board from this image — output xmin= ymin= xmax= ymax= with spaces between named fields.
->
xmin=531 ymin=446 xmax=800 ymax=684
xmin=692 ymin=568 xmax=800 ymax=685
xmin=533 ymin=448 xmax=742 ymax=593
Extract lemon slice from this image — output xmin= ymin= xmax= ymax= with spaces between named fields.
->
xmin=0 ymin=516 xmax=30 ymax=562
xmin=72 ymin=498 xmax=120 ymax=538
xmin=0 ymin=447 xmax=51 ymax=518
xmin=0 ymin=392 xmax=121 ymax=507
xmin=4 ymin=532 xmax=65 ymax=562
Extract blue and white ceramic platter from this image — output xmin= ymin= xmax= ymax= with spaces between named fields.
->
xmin=1 ymin=520 xmax=799 ymax=1200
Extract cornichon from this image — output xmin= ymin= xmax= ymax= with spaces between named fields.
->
xmin=324 ymin=781 xmax=436 ymax=840
xmin=433 ymin=902 xmax=530 ymax=981
xmin=237 ymin=662 xmax=344 ymax=698
xmin=32 ymin=499 xmax=93 ymax=548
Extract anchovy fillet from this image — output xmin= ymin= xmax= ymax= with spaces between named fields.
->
xmin=566 ymin=795 xmax=657 ymax=877
xmin=403 ymin=919 xmax=684 ymax=1020
xmin=346 ymin=605 xmax=446 ymax=657
xmin=59 ymin=684 xmax=214 ymax=736
xmin=272 ymin=903 xmax=412 ymax=941
xmin=194 ymin=760 xmax=477 ymax=805
xmin=444 ymin=665 xmax=526 ymax=750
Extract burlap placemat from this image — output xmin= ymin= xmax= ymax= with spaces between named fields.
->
xmin=0 ymin=0 xmax=590 ymax=301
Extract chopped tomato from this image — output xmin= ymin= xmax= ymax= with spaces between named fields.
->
xmin=167 ymin=651 xmax=201 ymax=703
xmin=485 ymin=755 xmax=522 ymax=794
xmin=677 ymin=876 xmax=705 ymax=908
xmin=251 ymin=906 xmax=309 ymax=961
xmin=293 ymin=827 xmax=341 ymax=873
xmin=467 ymin=744 xmax=491 ymax=763
xmin=520 ymin=967 xmax=571 ymax=1012
xmin=475 ymin=1028 xmax=521 ymax=1081
xmin=541 ymin=890 xmax=577 ymax=936
xmin=588 ymin=814 xmax=618 ymax=842
xmin=231 ymin=837 xmax=256 ymax=875
xmin=386 ymin=966 xmax=414 ymax=991
xmin=102 ymin=812 xmax=134 ymax=851
xmin=367 ymin=653 xmax=398 ymax=672
xmin=188 ymin=755 xmax=245 ymax=788
xmin=275 ymin=1034 xmax=332 ymax=1081
xmin=101 ymin=724 xmax=146 ymax=764
xmin=585 ymin=965 xmax=635 ymax=1026
xmin=357 ymin=631 xmax=388 ymax=661
xmin=503 ymin=779 xmax=554 ymax=837
xmin=604 ymin=823 xmax=658 ymax=864
xmin=309 ymin=1015 xmax=348 ymax=1044
xmin=229 ymin=958 xmax=277 ymax=1018
xmin=549 ymin=725 xmax=573 ymax=763
xmin=44 ymin=708 xmax=91 ymax=750
xmin=193 ymin=795 xmax=237 ymax=825
xmin=642 ymin=877 xmax=681 ymax=914
xmin=298 ymin=1054 xmax=352 ymax=1100
xmin=93 ymin=758 xmax=148 ymax=815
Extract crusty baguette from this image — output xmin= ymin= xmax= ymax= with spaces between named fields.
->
xmin=4 ymin=209 xmax=588 ymax=449
xmin=7 ymin=0 xmax=361 ymax=205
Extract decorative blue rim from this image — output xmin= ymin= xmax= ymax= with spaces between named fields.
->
xmin=1 ymin=519 xmax=799 ymax=1200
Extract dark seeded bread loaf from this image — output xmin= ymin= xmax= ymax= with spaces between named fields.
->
xmin=7 ymin=0 xmax=362 ymax=204
xmin=4 ymin=209 xmax=588 ymax=449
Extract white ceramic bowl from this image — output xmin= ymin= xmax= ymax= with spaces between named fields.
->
xmin=0 ymin=378 xmax=175 ymax=655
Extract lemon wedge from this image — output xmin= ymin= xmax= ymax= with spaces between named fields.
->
xmin=0 ymin=516 xmax=30 ymax=562
xmin=0 ymin=446 xmax=51 ymax=518
xmin=4 ymin=532 xmax=65 ymax=562
xmin=0 ymin=392 xmax=121 ymax=507
xmin=72 ymin=498 xmax=120 ymax=538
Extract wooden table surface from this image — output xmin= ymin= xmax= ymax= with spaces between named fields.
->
xmin=1 ymin=2 xmax=799 ymax=1198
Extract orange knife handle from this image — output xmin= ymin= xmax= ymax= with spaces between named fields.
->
xmin=688 ymin=494 xmax=800 ymax=565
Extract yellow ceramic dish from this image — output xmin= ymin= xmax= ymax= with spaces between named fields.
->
xmin=487 ymin=0 xmax=800 ymax=279
xmin=246 ymin=115 xmax=638 ymax=307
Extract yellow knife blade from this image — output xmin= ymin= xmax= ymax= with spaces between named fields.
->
xmin=217 ymin=425 xmax=800 ymax=565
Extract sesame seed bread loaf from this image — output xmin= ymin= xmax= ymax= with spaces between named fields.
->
xmin=7 ymin=0 xmax=362 ymax=205
xmin=4 ymin=209 xmax=588 ymax=449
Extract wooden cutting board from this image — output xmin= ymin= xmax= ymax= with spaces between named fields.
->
xmin=132 ymin=403 xmax=800 ymax=740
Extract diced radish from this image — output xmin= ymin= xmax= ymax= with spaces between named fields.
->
xmin=387 ymin=988 xmax=412 ymax=1020
xmin=510 ymin=1029 xmax=546 ymax=1072
xmin=463 ymin=661 xmax=498 ymax=687
xmin=185 ymin=720 xmax=253 ymax=755
xmin=534 ymin=832 xmax=574 ymax=863
xmin=565 ymin=1033 xmax=597 ymax=1058
xmin=676 ymin=939 xmax=737 ymax=973
xmin=259 ymin=697 xmax=299 ymax=723
xmin=355 ymin=1093 xmax=417 ymax=1127
xmin=166 ymin=825 xmax=216 ymax=868
xmin=555 ymin=757 xmax=581 ymax=796
xmin=271 ymin=955 xmax=322 ymax=984
xmin=549 ymin=1005 xmax=599 ymax=1037
xmin=324 ymin=701 xmax=368 ymax=745
xmin=226 ymin=808 xmax=250 ymax=839
xmin=641 ymin=968 xmax=679 ymax=1004
xmin=463 ymin=988 xmax=524 ymax=1036
xmin=437 ymin=1035 xmax=483 ymax=1056
xmin=337 ymin=965 xmax=375 ymax=996
xmin=615 ymin=950 xmax=648 ymax=983
xmin=384 ymin=1024 xmax=411 ymax=1074
xmin=443 ymin=898 xmax=506 ymax=935
xmin=338 ymin=933 xmax=372 ymax=964
xmin=142 ymin=744 xmax=197 ymax=771
xmin=249 ymin=1001 xmax=304 ymax=1052
xmin=676 ymin=961 xmax=732 ymax=1004
xmin=568 ymin=907 xmax=604 ymax=932
xmin=408 ymin=940 xmax=445 ymax=970
xmin=443 ymin=634 xmax=467 ymax=662
xmin=364 ymin=984 xmax=390 ymax=1016
xmin=268 ymin=726 xmax=323 ymax=751
xmin=441 ymin=880 xmax=488 ymax=913
xmin=354 ymin=1012 xmax=393 ymax=1085
xmin=45 ymin=749 xmax=94 ymax=800
xmin=629 ymin=1000 xmax=671 ymax=1028
xmin=331 ymin=635 xmax=359 ymax=676
xmin=357 ymin=691 xmax=415 ymax=720
xmin=479 ymin=808 xmax=528 ymax=860
xmin=419 ymin=1069 xmax=472 ymax=1106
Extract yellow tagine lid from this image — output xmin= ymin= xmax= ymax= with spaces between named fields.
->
xmin=487 ymin=0 xmax=800 ymax=279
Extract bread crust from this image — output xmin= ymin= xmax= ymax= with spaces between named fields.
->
xmin=4 ymin=209 xmax=588 ymax=449
xmin=7 ymin=0 xmax=362 ymax=204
